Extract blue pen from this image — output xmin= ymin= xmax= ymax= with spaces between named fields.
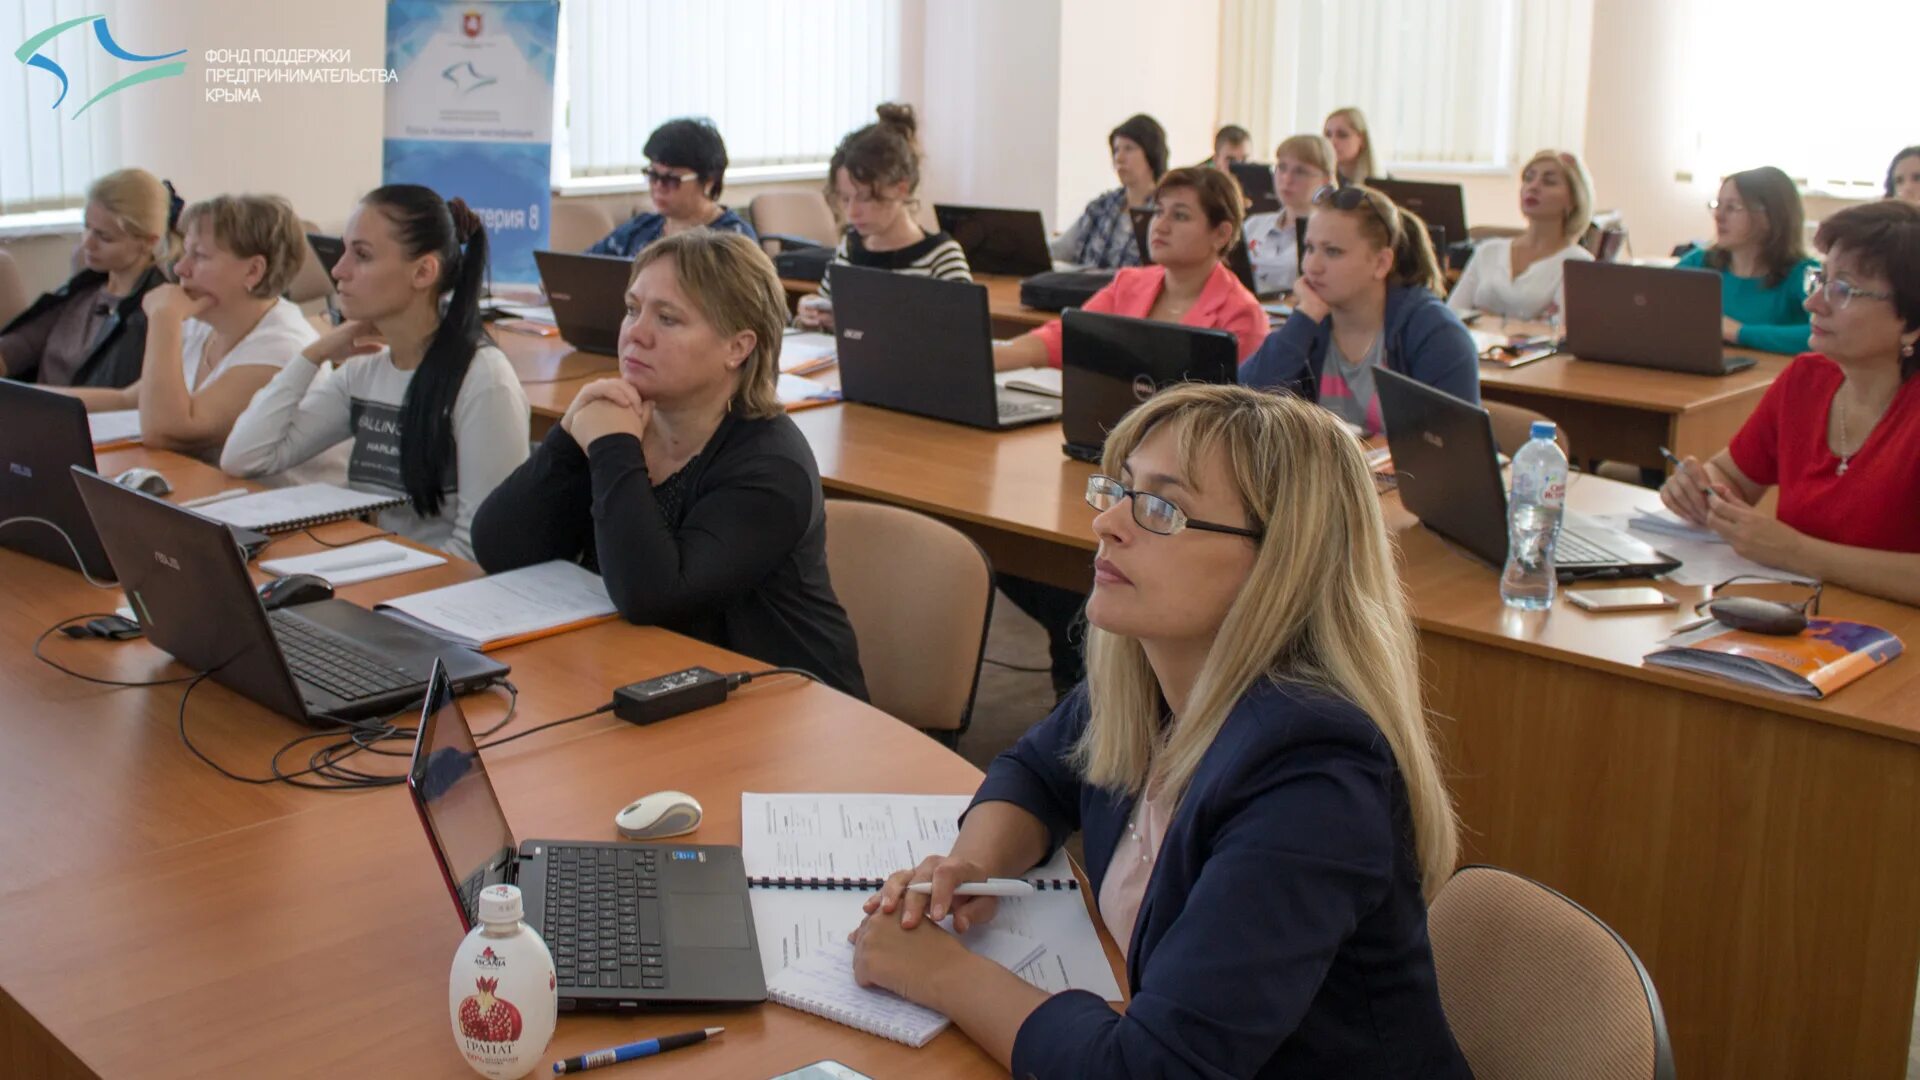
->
xmin=553 ymin=1027 xmax=723 ymax=1073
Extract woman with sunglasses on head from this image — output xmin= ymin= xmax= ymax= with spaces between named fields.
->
xmin=793 ymin=103 xmax=970 ymax=333
xmin=1448 ymin=150 xmax=1595 ymax=321
xmin=849 ymin=383 xmax=1469 ymax=1078
xmin=1661 ymin=200 xmax=1920 ymax=606
xmin=586 ymin=118 xmax=757 ymax=258
xmin=1050 ymin=114 xmax=1169 ymax=270
xmin=1242 ymin=184 xmax=1478 ymax=436
xmin=222 ymin=185 xmax=530 ymax=561
xmin=994 ymin=167 xmax=1266 ymax=374
xmin=1243 ymin=134 xmax=1336 ymax=297
xmin=1678 ymin=166 xmax=1818 ymax=354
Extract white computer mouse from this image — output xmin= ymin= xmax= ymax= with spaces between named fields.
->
xmin=615 ymin=790 xmax=703 ymax=840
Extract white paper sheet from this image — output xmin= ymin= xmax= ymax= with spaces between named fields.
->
xmin=259 ymin=540 xmax=447 ymax=586
xmin=374 ymin=560 xmax=614 ymax=649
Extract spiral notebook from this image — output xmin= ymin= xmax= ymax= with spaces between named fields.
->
xmin=768 ymin=932 xmax=1043 ymax=1047
xmin=742 ymin=793 xmax=1123 ymax=1002
xmin=186 ymin=483 xmax=404 ymax=533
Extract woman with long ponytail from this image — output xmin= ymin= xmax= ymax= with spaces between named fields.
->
xmin=222 ymin=184 xmax=529 ymax=559
xmin=1241 ymin=183 xmax=1478 ymax=436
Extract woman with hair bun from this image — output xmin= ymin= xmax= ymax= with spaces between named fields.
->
xmin=222 ymin=185 xmax=529 ymax=560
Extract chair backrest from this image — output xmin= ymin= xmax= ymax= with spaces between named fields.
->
xmin=823 ymin=499 xmax=993 ymax=738
xmin=1429 ymin=865 xmax=1675 ymax=1080
xmin=548 ymin=201 xmax=618 ymax=254
xmin=0 ymin=248 xmax=29 ymax=328
xmin=750 ymin=191 xmax=839 ymax=252
xmin=284 ymin=219 xmax=334 ymax=305
xmin=1484 ymin=399 xmax=1572 ymax=462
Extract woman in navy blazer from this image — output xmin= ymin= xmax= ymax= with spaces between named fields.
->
xmin=850 ymin=384 xmax=1469 ymax=1078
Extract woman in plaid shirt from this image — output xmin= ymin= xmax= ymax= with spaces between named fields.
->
xmin=1050 ymin=114 xmax=1168 ymax=270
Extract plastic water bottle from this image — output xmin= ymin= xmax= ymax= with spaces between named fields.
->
xmin=1501 ymin=421 xmax=1567 ymax=610
xmin=449 ymin=884 xmax=557 ymax=1079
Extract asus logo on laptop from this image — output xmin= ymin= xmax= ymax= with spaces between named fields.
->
xmin=840 ymin=328 xmax=864 ymax=341
xmin=548 ymin=291 xmax=572 ymax=301
xmin=152 ymin=551 xmax=181 ymax=570
xmin=8 ymin=462 xmax=30 ymax=479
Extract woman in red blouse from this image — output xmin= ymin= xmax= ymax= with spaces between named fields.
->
xmin=1663 ymin=200 xmax=1920 ymax=605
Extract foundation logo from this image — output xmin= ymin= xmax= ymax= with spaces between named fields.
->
xmin=16 ymin=15 xmax=186 ymax=118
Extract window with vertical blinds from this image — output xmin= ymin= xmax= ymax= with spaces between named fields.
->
xmin=556 ymin=0 xmax=903 ymax=184
xmin=1 ymin=0 xmax=127 ymax=217
xmin=1218 ymin=0 xmax=1592 ymax=171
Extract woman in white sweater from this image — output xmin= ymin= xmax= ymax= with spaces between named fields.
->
xmin=1447 ymin=149 xmax=1595 ymax=321
xmin=222 ymin=185 xmax=528 ymax=560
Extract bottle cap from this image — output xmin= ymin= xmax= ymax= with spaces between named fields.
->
xmin=477 ymin=883 xmax=524 ymax=925
xmin=1529 ymin=421 xmax=1557 ymax=440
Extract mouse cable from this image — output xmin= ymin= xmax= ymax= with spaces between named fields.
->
xmin=1 ymin=517 xmax=118 ymax=589
xmin=34 ymin=613 xmax=205 ymax=687
xmin=476 ymin=700 xmax=617 ymax=751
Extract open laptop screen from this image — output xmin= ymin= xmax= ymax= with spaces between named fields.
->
xmin=409 ymin=664 xmax=517 ymax=932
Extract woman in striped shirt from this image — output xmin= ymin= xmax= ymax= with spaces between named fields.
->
xmin=796 ymin=103 xmax=971 ymax=331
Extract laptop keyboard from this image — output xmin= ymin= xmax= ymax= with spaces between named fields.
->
xmin=1555 ymin=529 xmax=1618 ymax=566
xmin=546 ymin=846 xmax=667 ymax=992
xmin=998 ymin=399 xmax=1054 ymax=422
xmin=268 ymin=610 xmax=419 ymax=703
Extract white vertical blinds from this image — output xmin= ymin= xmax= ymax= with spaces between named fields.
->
xmin=559 ymin=0 xmax=904 ymax=180
xmin=1 ymin=0 xmax=127 ymax=216
xmin=1217 ymin=0 xmax=1592 ymax=170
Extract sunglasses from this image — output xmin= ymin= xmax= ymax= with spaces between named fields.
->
xmin=644 ymin=168 xmax=701 ymax=192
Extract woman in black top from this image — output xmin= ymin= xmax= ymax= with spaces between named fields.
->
xmin=472 ymin=230 xmax=867 ymax=699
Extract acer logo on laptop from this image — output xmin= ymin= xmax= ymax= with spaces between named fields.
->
xmin=1422 ymin=431 xmax=1445 ymax=449
xmin=152 ymin=551 xmax=181 ymax=570
xmin=840 ymin=328 xmax=864 ymax=340
xmin=7 ymin=462 xmax=30 ymax=479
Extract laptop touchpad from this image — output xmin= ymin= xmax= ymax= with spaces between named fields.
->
xmin=670 ymin=893 xmax=751 ymax=948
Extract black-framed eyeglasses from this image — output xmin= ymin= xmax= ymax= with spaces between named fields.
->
xmin=1085 ymin=474 xmax=1262 ymax=539
xmin=644 ymin=167 xmax=700 ymax=191
xmin=1805 ymin=267 xmax=1893 ymax=310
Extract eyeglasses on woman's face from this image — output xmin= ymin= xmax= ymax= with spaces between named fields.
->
xmin=1085 ymin=474 xmax=1262 ymax=539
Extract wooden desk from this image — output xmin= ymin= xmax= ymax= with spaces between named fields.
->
xmin=1475 ymin=318 xmax=1789 ymax=470
xmin=782 ymin=273 xmax=1055 ymax=338
xmin=0 ymin=447 xmax=1116 ymax=1077
xmin=745 ymin=408 xmax=1920 ymax=1077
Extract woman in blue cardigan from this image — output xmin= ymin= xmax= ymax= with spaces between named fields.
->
xmin=849 ymin=384 xmax=1469 ymax=1078
xmin=1240 ymin=184 xmax=1478 ymax=433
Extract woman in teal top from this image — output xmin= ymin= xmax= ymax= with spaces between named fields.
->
xmin=1679 ymin=166 xmax=1817 ymax=354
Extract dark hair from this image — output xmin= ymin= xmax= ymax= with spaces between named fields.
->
xmin=1314 ymin=184 xmax=1447 ymax=296
xmin=1109 ymin=114 xmax=1168 ymax=181
xmin=1704 ymin=166 xmax=1807 ymax=289
xmin=1888 ymin=146 xmax=1920 ymax=199
xmin=1214 ymin=124 xmax=1251 ymax=151
xmin=360 ymin=184 xmax=489 ymax=518
xmin=1814 ymin=199 xmax=1920 ymax=380
xmin=1156 ymin=166 xmax=1245 ymax=257
xmin=644 ymin=118 xmax=730 ymax=199
xmin=826 ymin=103 xmax=921 ymax=201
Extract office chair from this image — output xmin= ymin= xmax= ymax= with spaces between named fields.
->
xmin=548 ymin=201 xmax=618 ymax=254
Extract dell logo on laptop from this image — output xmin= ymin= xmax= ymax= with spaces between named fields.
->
xmin=1422 ymin=432 xmax=1445 ymax=449
xmin=7 ymin=462 xmax=30 ymax=479
xmin=1132 ymin=374 xmax=1157 ymax=403
xmin=153 ymin=551 xmax=180 ymax=570
xmin=841 ymin=328 xmax=864 ymax=341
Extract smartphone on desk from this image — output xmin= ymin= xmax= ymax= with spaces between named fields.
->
xmin=1566 ymin=586 xmax=1679 ymax=613
xmin=768 ymin=1062 xmax=874 ymax=1080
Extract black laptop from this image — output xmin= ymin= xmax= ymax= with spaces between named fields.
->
xmin=830 ymin=264 xmax=1061 ymax=429
xmin=1374 ymin=369 xmax=1681 ymax=582
xmin=0 ymin=382 xmax=271 ymax=581
xmin=933 ymin=205 xmax=1053 ymax=277
xmin=408 ymin=661 xmax=766 ymax=1011
xmin=1128 ymin=207 xmax=1257 ymax=294
xmin=1563 ymin=261 xmax=1757 ymax=375
xmin=1366 ymin=178 xmax=1469 ymax=253
xmin=304 ymin=233 xmax=345 ymax=278
xmin=1228 ymin=161 xmax=1282 ymax=214
xmin=1060 ymin=310 xmax=1238 ymax=462
xmin=70 ymin=468 xmax=507 ymax=723
xmin=533 ymin=249 xmax=631 ymax=354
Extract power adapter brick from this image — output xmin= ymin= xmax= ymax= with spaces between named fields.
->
xmin=613 ymin=666 xmax=729 ymax=725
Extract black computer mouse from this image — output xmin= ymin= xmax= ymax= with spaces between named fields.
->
xmin=258 ymin=573 xmax=335 ymax=611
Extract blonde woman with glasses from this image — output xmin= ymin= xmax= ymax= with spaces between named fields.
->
xmin=848 ymin=384 xmax=1469 ymax=1078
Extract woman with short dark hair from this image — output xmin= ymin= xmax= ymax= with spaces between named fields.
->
xmin=1050 ymin=113 xmax=1168 ymax=270
xmin=587 ymin=118 xmax=757 ymax=258
xmin=1662 ymin=199 xmax=1920 ymax=604
xmin=1888 ymin=146 xmax=1920 ymax=205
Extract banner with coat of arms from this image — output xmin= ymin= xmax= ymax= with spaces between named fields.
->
xmin=381 ymin=1 xmax=559 ymax=284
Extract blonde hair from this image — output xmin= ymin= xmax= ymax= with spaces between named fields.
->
xmin=86 ymin=167 xmax=180 ymax=265
xmin=1325 ymin=107 xmax=1377 ymax=183
xmin=1522 ymin=149 xmax=1594 ymax=243
xmin=629 ymin=230 xmax=784 ymax=419
xmin=1072 ymin=383 xmax=1459 ymax=896
xmin=1275 ymin=133 xmax=1337 ymax=182
xmin=179 ymin=194 xmax=307 ymax=299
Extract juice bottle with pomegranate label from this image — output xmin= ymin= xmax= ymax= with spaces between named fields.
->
xmin=450 ymin=884 xmax=557 ymax=1079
